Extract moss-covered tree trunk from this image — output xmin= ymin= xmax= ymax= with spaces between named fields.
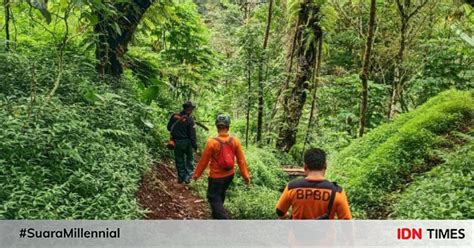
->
xmin=95 ymin=0 xmax=155 ymax=77
xmin=276 ymin=0 xmax=321 ymax=152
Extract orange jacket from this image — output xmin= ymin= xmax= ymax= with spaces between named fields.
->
xmin=193 ymin=133 xmax=250 ymax=179
xmin=276 ymin=176 xmax=352 ymax=220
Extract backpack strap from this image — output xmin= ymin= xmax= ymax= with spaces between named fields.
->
xmin=214 ymin=137 xmax=234 ymax=146
xmin=325 ymin=183 xmax=337 ymax=217
xmin=170 ymin=114 xmax=185 ymax=132
xmin=316 ymin=181 xmax=337 ymax=220
xmin=227 ymin=137 xmax=235 ymax=147
xmin=213 ymin=137 xmax=236 ymax=154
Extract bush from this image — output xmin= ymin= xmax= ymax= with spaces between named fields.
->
xmin=327 ymin=90 xmax=474 ymax=218
xmin=392 ymin=133 xmax=474 ymax=219
xmin=225 ymin=186 xmax=281 ymax=219
xmin=0 ymin=50 xmax=164 ymax=219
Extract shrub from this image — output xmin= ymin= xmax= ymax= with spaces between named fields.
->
xmin=225 ymin=186 xmax=281 ymax=219
xmin=392 ymin=133 xmax=474 ymax=219
xmin=0 ymin=50 xmax=164 ymax=219
xmin=327 ymin=90 xmax=474 ymax=218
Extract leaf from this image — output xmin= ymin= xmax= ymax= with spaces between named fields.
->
xmin=141 ymin=118 xmax=154 ymax=129
xmin=83 ymin=89 xmax=98 ymax=103
xmin=142 ymin=85 xmax=160 ymax=105
xmin=112 ymin=22 xmax=122 ymax=36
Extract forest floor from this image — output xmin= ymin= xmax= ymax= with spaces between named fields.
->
xmin=136 ymin=161 xmax=210 ymax=219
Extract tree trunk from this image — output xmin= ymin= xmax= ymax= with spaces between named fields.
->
xmin=245 ymin=66 xmax=251 ymax=148
xmin=302 ymin=34 xmax=323 ymax=155
xmin=388 ymin=20 xmax=406 ymax=119
xmin=267 ymin=17 xmax=301 ymax=130
xmin=95 ymin=0 xmax=155 ymax=77
xmin=276 ymin=1 xmax=321 ymax=152
xmin=256 ymin=0 xmax=273 ymax=144
xmin=358 ymin=0 xmax=377 ymax=137
xmin=4 ymin=0 xmax=10 ymax=51
xmin=389 ymin=0 xmax=429 ymax=119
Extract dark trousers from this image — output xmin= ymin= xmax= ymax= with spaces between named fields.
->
xmin=207 ymin=174 xmax=234 ymax=219
xmin=174 ymin=139 xmax=194 ymax=183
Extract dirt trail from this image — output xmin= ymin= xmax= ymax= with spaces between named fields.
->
xmin=136 ymin=162 xmax=210 ymax=219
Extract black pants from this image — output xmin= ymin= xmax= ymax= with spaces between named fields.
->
xmin=207 ymin=174 xmax=234 ymax=219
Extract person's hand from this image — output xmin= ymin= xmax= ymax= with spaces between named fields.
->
xmin=278 ymin=213 xmax=289 ymax=220
xmin=243 ymin=177 xmax=251 ymax=186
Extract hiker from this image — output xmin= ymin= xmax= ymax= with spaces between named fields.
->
xmin=167 ymin=101 xmax=198 ymax=184
xmin=192 ymin=114 xmax=250 ymax=219
xmin=276 ymin=148 xmax=352 ymax=220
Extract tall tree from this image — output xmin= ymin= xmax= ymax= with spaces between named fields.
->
xmin=256 ymin=0 xmax=273 ymax=144
xmin=302 ymin=33 xmax=323 ymax=154
xmin=276 ymin=0 xmax=322 ymax=152
xmin=389 ymin=0 xmax=429 ymax=119
xmin=94 ymin=0 xmax=156 ymax=77
xmin=3 ymin=0 xmax=10 ymax=51
xmin=266 ymin=14 xmax=301 ymax=139
xmin=245 ymin=66 xmax=252 ymax=148
xmin=358 ymin=0 xmax=377 ymax=137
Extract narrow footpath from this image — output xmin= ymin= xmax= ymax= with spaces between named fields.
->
xmin=136 ymin=162 xmax=210 ymax=219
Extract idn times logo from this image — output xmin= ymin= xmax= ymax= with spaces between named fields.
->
xmin=397 ymin=228 xmax=465 ymax=240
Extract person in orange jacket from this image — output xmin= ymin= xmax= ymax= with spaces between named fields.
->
xmin=276 ymin=148 xmax=352 ymax=220
xmin=192 ymin=114 xmax=250 ymax=219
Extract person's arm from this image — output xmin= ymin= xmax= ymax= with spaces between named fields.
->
xmin=276 ymin=185 xmax=291 ymax=219
xmin=192 ymin=139 xmax=213 ymax=180
xmin=233 ymin=138 xmax=250 ymax=183
xmin=188 ymin=116 xmax=198 ymax=150
xmin=335 ymin=191 xmax=352 ymax=220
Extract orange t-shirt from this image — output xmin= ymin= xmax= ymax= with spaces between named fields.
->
xmin=193 ymin=133 xmax=250 ymax=179
xmin=276 ymin=176 xmax=352 ymax=220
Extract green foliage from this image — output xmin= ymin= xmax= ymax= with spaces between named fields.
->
xmin=0 ymin=49 xmax=164 ymax=219
xmin=238 ymin=146 xmax=287 ymax=189
xmin=225 ymin=186 xmax=281 ymax=219
xmin=132 ymin=0 xmax=216 ymax=100
xmin=328 ymin=90 xmax=474 ymax=218
xmin=392 ymin=133 xmax=474 ymax=219
xmin=1 ymin=0 xmax=473 ymax=221
xmin=317 ymin=74 xmax=389 ymax=136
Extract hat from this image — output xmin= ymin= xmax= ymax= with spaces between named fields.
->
xmin=182 ymin=101 xmax=196 ymax=110
xmin=215 ymin=114 xmax=231 ymax=127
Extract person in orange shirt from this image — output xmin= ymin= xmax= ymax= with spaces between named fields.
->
xmin=276 ymin=148 xmax=352 ymax=220
xmin=192 ymin=114 xmax=250 ymax=219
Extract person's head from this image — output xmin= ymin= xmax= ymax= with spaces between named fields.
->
xmin=215 ymin=114 xmax=231 ymax=133
xmin=303 ymin=148 xmax=327 ymax=174
xmin=182 ymin=101 xmax=196 ymax=115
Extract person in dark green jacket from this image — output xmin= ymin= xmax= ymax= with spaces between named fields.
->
xmin=167 ymin=101 xmax=198 ymax=184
